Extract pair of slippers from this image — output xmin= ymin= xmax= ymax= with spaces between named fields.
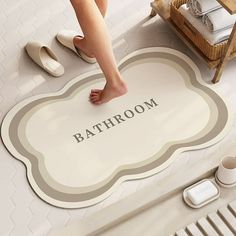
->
xmin=25 ymin=30 xmax=97 ymax=77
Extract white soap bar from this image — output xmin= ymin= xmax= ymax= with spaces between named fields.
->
xmin=186 ymin=180 xmax=218 ymax=205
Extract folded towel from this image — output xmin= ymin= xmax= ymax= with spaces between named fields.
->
xmin=187 ymin=0 xmax=221 ymax=17
xmin=202 ymin=7 xmax=236 ymax=32
xmin=179 ymin=5 xmax=232 ymax=45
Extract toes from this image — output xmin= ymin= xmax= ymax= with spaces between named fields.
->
xmin=90 ymin=89 xmax=102 ymax=101
xmin=90 ymin=95 xmax=102 ymax=104
xmin=93 ymin=101 xmax=102 ymax=105
xmin=90 ymin=90 xmax=101 ymax=97
xmin=90 ymin=94 xmax=100 ymax=101
xmin=90 ymin=96 xmax=98 ymax=101
xmin=91 ymin=100 xmax=101 ymax=105
xmin=90 ymin=94 xmax=100 ymax=102
xmin=89 ymin=89 xmax=104 ymax=105
xmin=90 ymin=91 xmax=100 ymax=96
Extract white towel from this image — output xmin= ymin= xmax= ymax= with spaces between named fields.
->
xmin=202 ymin=7 xmax=236 ymax=32
xmin=187 ymin=0 xmax=221 ymax=17
xmin=179 ymin=5 xmax=232 ymax=45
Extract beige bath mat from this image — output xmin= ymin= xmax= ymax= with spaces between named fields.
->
xmin=1 ymin=47 xmax=232 ymax=208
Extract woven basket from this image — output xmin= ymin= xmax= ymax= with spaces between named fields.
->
xmin=170 ymin=0 xmax=236 ymax=60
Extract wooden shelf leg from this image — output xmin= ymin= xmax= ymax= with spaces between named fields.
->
xmin=212 ymin=22 xmax=236 ymax=83
xmin=212 ymin=60 xmax=225 ymax=83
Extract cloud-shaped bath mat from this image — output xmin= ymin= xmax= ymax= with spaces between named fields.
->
xmin=1 ymin=47 xmax=232 ymax=208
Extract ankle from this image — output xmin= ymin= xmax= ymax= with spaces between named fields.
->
xmin=106 ymin=71 xmax=122 ymax=84
xmin=108 ymin=78 xmax=127 ymax=93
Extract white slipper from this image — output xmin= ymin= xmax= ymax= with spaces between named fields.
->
xmin=25 ymin=41 xmax=64 ymax=77
xmin=56 ymin=30 xmax=97 ymax=64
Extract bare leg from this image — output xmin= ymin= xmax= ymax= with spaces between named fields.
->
xmin=73 ymin=0 xmax=108 ymax=57
xmin=95 ymin=0 xmax=108 ymax=17
xmin=70 ymin=0 xmax=127 ymax=105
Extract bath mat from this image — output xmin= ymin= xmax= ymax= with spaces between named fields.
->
xmin=1 ymin=47 xmax=232 ymax=208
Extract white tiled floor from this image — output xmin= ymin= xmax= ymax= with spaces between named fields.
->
xmin=0 ymin=0 xmax=236 ymax=235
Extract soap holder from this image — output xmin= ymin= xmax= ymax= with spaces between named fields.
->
xmin=183 ymin=179 xmax=220 ymax=209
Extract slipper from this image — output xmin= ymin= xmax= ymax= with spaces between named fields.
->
xmin=56 ymin=30 xmax=97 ymax=64
xmin=25 ymin=41 xmax=64 ymax=77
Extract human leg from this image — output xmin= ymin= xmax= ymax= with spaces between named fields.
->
xmin=73 ymin=0 xmax=108 ymax=56
xmin=70 ymin=0 xmax=127 ymax=104
xmin=95 ymin=0 xmax=108 ymax=17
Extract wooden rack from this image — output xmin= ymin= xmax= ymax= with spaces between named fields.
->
xmin=150 ymin=0 xmax=236 ymax=83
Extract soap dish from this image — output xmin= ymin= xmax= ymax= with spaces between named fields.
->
xmin=183 ymin=179 xmax=220 ymax=209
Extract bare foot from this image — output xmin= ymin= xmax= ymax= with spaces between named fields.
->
xmin=90 ymin=80 xmax=128 ymax=105
xmin=73 ymin=36 xmax=95 ymax=58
